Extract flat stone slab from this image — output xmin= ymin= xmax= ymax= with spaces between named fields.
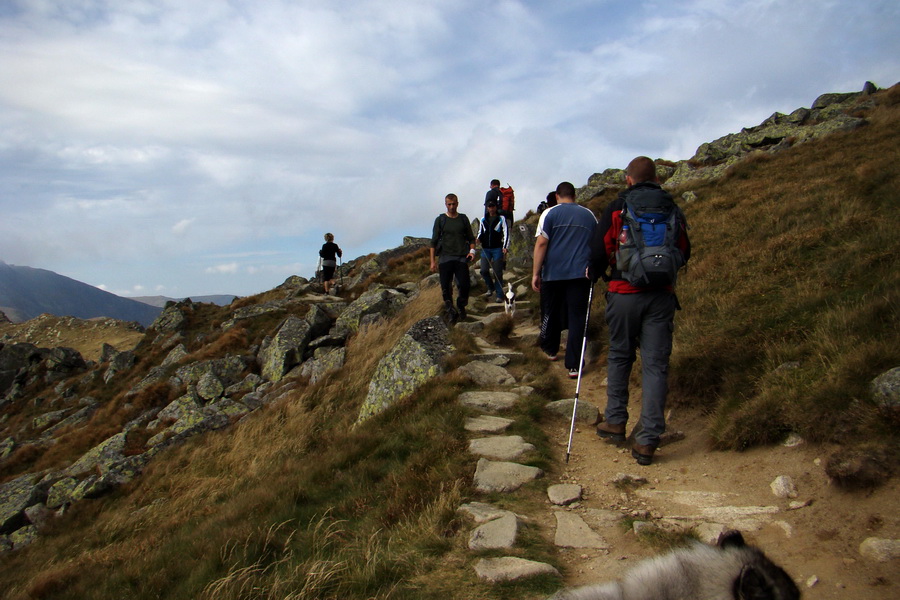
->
xmin=474 ymin=556 xmax=559 ymax=582
xmin=459 ymin=391 xmax=519 ymax=412
xmin=582 ymin=508 xmax=623 ymax=528
xmin=468 ymin=511 xmax=519 ymax=550
xmin=457 ymin=361 xmax=516 ymax=386
xmin=859 ymin=537 xmax=900 ymax=562
xmin=545 ymin=398 xmax=600 ymax=423
xmin=465 ymin=415 xmax=514 ymax=433
xmin=458 ymin=502 xmax=510 ymax=523
xmin=553 ymin=511 xmax=609 ymax=549
xmin=469 ymin=435 xmax=535 ymax=460
xmin=474 ymin=458 xmax=543 ymax=493
xmin=548 ymin=483 xmax=582 ymax=506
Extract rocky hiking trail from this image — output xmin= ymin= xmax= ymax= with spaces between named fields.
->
xmin=455 ymin=301 xmax=898 ymax=600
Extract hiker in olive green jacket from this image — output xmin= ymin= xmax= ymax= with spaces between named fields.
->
xmin=430 ymin=193 xmax=475 ymax=323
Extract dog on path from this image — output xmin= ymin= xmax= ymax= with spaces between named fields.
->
xmin=547 ymin=531 xmax=799 ymax=600
xmin=504 ymin=282 xmax=516 ymax=316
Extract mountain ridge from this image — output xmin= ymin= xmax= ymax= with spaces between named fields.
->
xmin=0 ymin=261 xmax=164 ymax=326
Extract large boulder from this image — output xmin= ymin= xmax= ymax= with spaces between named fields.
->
xmin=357 ymin=316 xmax=452 ymax=423
xmin=335 ymin=288 xmax=407 ymax=335
xmin=174 ymin=355 xmax=251 ymax=390
xmin=298 ymin=347 xmax=346 ymax=384
xmin=0 ymin=473 xmax=42 ymax=534
xmin=258 ymin=316 xmax=313 ymax=382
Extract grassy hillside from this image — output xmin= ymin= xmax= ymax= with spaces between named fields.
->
xmin=669 ymin=85 xmax=900 ymax=455
xmin=1 ymin=85 xmax=898 ymax=598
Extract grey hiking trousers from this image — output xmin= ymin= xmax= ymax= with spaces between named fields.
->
xmin=604 ymin=291 xmax=677 ymax=447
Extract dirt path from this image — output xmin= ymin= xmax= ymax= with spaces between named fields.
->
xmin=538 ymin=354 xmax=898 ymax=599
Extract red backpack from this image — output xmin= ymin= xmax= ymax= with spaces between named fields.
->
xmin=499 ymin=185 xmax=515 ymax=213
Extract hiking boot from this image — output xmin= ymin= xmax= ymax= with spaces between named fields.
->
xmin=632 ymin=443 xmax=656 ymax=466
xmin=457 ymin=306 xmax=467 ymax=320
xmin=567 ymin=368 xmax=579 ymax=379
xmin=596 ymin=421 xmax=626 ymax=443
xmin=445 ymin=305 xmax=459 ymax=324
xmin=545 ymin=353 xmax=559 ymax=361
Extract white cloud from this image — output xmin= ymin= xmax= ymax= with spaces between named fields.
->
xmin=172 ymin=219 xmax=195 ymax=236
xmin=206 ymin=263 xmax=240 ymax=275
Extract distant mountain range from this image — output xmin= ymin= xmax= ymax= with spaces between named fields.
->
xmin=1 ymin=261 xmax=177 ymax=326
xmin=129 ymin=295 xmax=238 ymax=308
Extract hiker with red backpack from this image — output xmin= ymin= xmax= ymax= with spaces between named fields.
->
xmin=484 ymin=179 xmax=515 ymax=224
xmin=589 ymin=156 xmax=691 ymax=466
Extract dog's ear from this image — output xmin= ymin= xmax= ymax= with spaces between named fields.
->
xmin=735 ymin=563 xmax=800 ymax=600
xmin=719 ymin=530 xmax=746 ymax=549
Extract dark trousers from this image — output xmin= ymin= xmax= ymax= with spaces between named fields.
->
xmin=438 ymin=258 xmax=470 ymax=310
xmin=604 ymin=291 xmax=677 ymax=447
xmin=539 ymin=278 xmax=591 ymax=369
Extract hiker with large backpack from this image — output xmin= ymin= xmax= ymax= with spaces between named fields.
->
xmin=589 ymin=156 xmax=691 ymax=466
xmin=430 ymin=193 xmax=476 ymax=324
xmin=484 ymin=178 xmax=515 ymax=224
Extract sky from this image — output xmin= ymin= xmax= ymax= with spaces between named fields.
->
xmin=1 ymin=0 xmax=898 ymax=299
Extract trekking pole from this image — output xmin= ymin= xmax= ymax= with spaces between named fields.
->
xmin=339 ymin=255 xmax=343 ymax=286
xmin=565 ymin=282 xmax=595 ymax=463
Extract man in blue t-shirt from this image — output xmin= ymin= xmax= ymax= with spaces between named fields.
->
xmin=532 ymin=181 xmax=598 ymax=378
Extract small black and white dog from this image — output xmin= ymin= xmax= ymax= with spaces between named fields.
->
xmin=548 ymin=531 xmax=799 ymax=600
xmin=504 ymin=282 xmax=516 ymax=316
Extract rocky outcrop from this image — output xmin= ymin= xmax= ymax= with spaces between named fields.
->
xmin=334 ymin=287 xmax=407 ymax=335
xmin=357 ymin=316 xmax=452 ymax=423
xmin=575 ymin=81 xmax=881 ymax=199
xmin=258 ymin=316 xmax=313 ymax=382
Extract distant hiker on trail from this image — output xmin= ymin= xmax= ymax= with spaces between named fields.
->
xmin=537 ymin=190 xmax=557 ymax=215
xmin=430 ymin=193 xmax=476 ymax=324
xmin=532 ymin=181 xmax=598 ymax=379
xmin=476 ymin=199 xmax=510 ymax=303
xmin=319 ymin=233 xmax=343 ymax=294
xmin=484 ymin=179 xmax=502 ymax=218
xmin=590 ymin=156 xmax=691 ymax=467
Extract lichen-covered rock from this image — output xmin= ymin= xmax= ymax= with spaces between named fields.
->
xmin=305 ymin=304 xmax=335 ymax=338
xmin=258 ymin=316 xmax=313 ymax=382
xmin=0 ymin=473 xmax=41 ymax=534
xmin=0 ymin=436 xmax=14 ymax=460
xmin=146 ymin=405 xmax=232 ymax=448
xmin=150 ymin=299 xmax=192 ymax=332
xmin=173 ymin=355 xmax=249 ymax=388
xmin=196 ymin=370 xmax=225 ymax=401
xmin=8 ymin=524 xmax=37 ymax=550
xmin=151 ymin=392 xmax=202 ymax=428
xmin=64 ymin=432 xmax=128 ymax=477
xmin=334 ymin=288 xmax=406 ymax=335
xmin=103 ymin=349 xmax=137 ymax=383
xmin=299 ymin=347 xmax=346 ymax=384
xmin=32 ymin=409 xmax=70 ymax=431
xmin=44 ymin=347 xmax=87 ymax=382
xmin=46 ymin=477 xmax=79 ymax=509
xmin=221 ymin=299 xmax=295 ymax=330
xmin=161 ymin=343 xmax=189 ymax=366
xmin=871 ymin=367 xmax=900 ymax=409
xmin=357 ymin=316 xmax=452 ymax=423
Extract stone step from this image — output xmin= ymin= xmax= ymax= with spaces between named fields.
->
xmin=468 ymin=435 xmax=535 ymax=461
